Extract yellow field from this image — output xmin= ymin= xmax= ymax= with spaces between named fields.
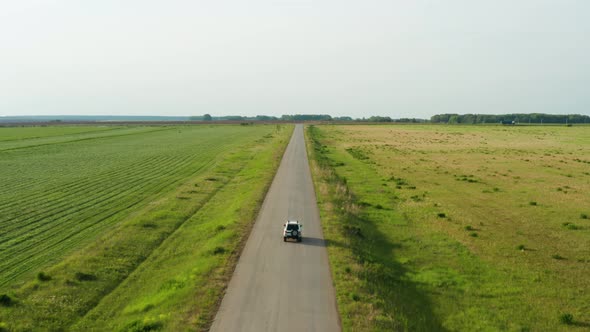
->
xmin=309 ymin=124 xmax=590 ymax=330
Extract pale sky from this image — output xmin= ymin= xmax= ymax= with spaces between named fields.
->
xmin=1 ymin=1 xmax=589 ymax=118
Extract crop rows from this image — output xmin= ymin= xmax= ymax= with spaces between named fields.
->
xmin=0 ymin=126 xmax=118 ymax=142
xmin=0 ymin=154 xmax=187 ymax=227
xmin=0 ymin=125 xmax=273 ymax=287
xmin=0 ymin=128 xmax=161 ymax=197
xmin=0 ymin=126 xmax=158 ymax=152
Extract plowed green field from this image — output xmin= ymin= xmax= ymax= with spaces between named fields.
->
xmin=0 ymin=124 xmax=292 ymax=331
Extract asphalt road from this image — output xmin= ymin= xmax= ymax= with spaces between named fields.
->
xmin=210 ymin=124 xmax=340 ymax=332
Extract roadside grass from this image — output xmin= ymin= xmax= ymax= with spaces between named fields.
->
xmin=306 ymin=124 xmax=590 ymax=331
xmin=307 ymin=126 xmax=443 ymax=331
xmin=74 ymin=127 xmax=292 ymax=331
xmin=0 ymin=124 xmax=292 ymax=331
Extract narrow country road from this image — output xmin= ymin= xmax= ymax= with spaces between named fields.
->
xmin=210 ymin=124 xmax=340 ymax=332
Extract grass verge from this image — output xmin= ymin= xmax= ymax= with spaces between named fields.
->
xmin=306 ymin=125 xmax=443 ymax=331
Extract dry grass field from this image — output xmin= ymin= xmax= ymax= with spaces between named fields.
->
xmin=307 ymin=124 xmax=590 ymax=331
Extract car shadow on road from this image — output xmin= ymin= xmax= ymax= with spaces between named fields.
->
xmin=298 ymin=236 xmax=328 ymax=247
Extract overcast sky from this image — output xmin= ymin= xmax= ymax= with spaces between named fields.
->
xmin=1 ymin=1 xmax=589 ymax=118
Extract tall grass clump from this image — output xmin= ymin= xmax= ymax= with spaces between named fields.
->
xmin=37 ymin=272 xmax=51 ymax=281
xmin=559 ymin=313 xmax=574 ymax=325
xmin=0 ymin=295 xmax=12 ymax=307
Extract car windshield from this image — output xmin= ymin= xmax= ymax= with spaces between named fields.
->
xmin=286 ymin=224 xmax=298 ymax=230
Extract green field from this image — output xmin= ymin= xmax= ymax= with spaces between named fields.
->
xmin=0 ymin=124 xmax=292 ymax=331
xmin=306 ymin=124 xmax=590 ymax=331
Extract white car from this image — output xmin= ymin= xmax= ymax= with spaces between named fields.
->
xmin=283 ymin=220 xmax=303 ymax=242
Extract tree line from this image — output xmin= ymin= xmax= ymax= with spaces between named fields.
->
xmin=189 ymin=114 xmax=427 ymax=122
xmin=430 ymin=113 xmax=590 ymax=124
xmin=193 ymin=113 xmax=589 ymax=124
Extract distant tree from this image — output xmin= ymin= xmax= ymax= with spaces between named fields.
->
xmin=431 ymin=114 xmax=458 ymax=123
xmin=203 ymin=114 xmax=212 ymax=121
xmin=430 ymin=113 xmax=590 ymax=124
xmin=281 ymin=114 xmax=332 ymax=121
xmin=448 ymin=115 xmax=459 ymax=124
xmin=224 ymin=116 xmax=245 ymax=121
xmin=368 ymin=116 xmax=393 ymax=122
xmin=397 ymin=118 xmax=427 ymax=123
xmin=333 ymin=116 xmax=353 ymax=121
xmin=255 ymin=115 xmax=278 ymax=121
xmin=462 ymin=114 xmax=476 ymax=124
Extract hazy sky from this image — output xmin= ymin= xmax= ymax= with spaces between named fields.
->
xmin=1 ymin=1 xmax=589 ymax=118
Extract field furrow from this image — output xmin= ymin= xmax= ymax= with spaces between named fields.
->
xmin=0 ymin=133 xmax=233 ymax=215
xmin=0 ymin=154 xmax=168 ymax=200
xmin=0 ymin=155 xmax=182 ymax=223
xmin=0 ymin=142 xmax=175 ymax=199
xmin=0 ymin=154 xmax=210 ymax=276
xmin=0 ymin=126 xmax=166 ymax=152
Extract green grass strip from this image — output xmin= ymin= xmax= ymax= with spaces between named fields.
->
xmin=306 ymin=125 xmax=442 ymax=331
xmin=74 ymin=126 xmax=292 ymax=331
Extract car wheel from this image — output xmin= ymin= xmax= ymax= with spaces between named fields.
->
xmin=283 ymin=237 xmax=286 ymax=242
